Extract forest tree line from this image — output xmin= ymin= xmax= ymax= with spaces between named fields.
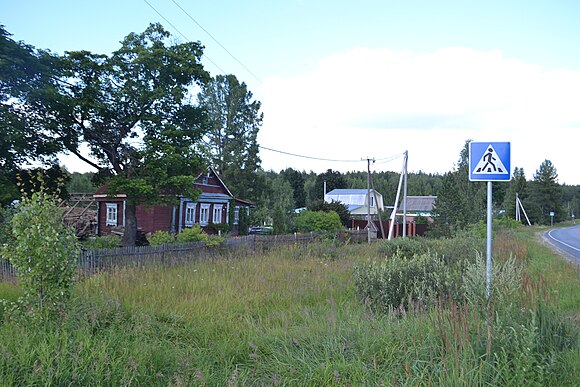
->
xmin=58 ymin=148 xmax=580 ymax=235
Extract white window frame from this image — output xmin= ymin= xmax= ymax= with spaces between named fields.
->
xmin=185 ymin=202 xmax=196 ymax=227
xmin=199 ymin=204 xmax=210 ymax=226
xmin=234 ymin=206 xmax=240 ymax=225
xmin=370 ymin=195 xmax=375 ymax=208
xmin=105 ymin=203 xmax=118 ymax=226
xmin=213 ymin=205 xmax=223 ymax=224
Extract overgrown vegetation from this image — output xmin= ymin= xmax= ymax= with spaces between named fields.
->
xmin=148 ymin=226 xmax=224 ymax=247
xmin=1 ymin=189 xmax=78 ymax=319
xmin=0 ymin=224 xmax=577 ymax=385
xmin=295 ymin=210 xmax=344 ymax=233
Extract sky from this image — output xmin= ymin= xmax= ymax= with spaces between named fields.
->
xmin=3 ymin=0 xmax=580 ymax=184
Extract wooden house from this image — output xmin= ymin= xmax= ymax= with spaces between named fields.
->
xmin=93 ymin=168 xmax=252 ymax=237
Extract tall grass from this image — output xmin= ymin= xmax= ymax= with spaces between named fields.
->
xmin=0 ymin=231 xmax=578 ymax=385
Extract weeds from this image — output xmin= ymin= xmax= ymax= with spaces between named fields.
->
xmin=0 ymin=229 xmax=577 ymax=385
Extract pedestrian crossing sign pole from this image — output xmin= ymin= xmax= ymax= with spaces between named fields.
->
xmin=469 ymin=141 xmax=511 ymax=354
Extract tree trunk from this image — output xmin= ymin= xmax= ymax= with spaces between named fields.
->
xmin=122 ymin=201 xmax=137 ymax=247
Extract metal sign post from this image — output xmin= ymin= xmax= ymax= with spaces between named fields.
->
xmin=469 ymin=141 xmax=511 ymax=355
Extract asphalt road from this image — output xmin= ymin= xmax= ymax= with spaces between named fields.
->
xmin=544 ymin=224 xmax=580 ymax=265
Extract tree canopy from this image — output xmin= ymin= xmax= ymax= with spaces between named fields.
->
xmin=7 ymin=23 xmax=211 ymax=245
xmin=0 ymin=25 xmax=61 ymax=171
xmin=198 ymin=74 xmax=263 ymax=201
xmin=526 ymin=160 xmax=563 ymax=224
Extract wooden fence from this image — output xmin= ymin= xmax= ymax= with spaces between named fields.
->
xmin=1 ymin=232 xmax=329 ymax=280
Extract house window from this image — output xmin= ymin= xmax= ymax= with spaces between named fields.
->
xmin=185 ymin=202 xmax=196 ymax=227
xmin=234 ymin=206 xmax=240 ymax=224
xmin=213 ymin=205 xmax=223 ymax=224
xmin=105 ymin=203 xmax=118 ymax=226
xmin=199 ymin=204 xmax=210 ymax=226
xmin=370 ymin=195 xmax=374 ymax=207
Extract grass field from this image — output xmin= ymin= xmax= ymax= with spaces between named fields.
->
xmin=0 ymin=227 xmax=578 ymax=386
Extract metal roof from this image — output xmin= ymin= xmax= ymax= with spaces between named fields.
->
xmin=403 ymin=196 xmax=437 ymax=212
xmin=326 ymin=189 xmax=373 ymax=195
xmin=325 ymin=189 xmax=383 ymax=206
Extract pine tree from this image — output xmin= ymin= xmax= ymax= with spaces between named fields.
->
xmin=526 ymin=160 xmax=563 ymax=224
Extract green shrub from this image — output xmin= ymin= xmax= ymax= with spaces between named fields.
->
xmin=378 ymin=237 xmax=429 ymax=259
xmin=148 ymin=230 xmax=175 ymax=245
xmin=1 ymin=190 xmax=78 ymax=318
xmin=469 ymin=218 xmax=523 ymax=239
xmin=462 ymin=252 xmax=523 ymax=307
xmin=176 ymin=225 xmax=208 ymax=243
xmin=176 ymin=225 xmax=224 ymax=246
xmin=82 ymin=235 xmax=121 ymax=249
xmin=354 ymin=252 xmax=456 ymax=313
xmin=428 ymin=231 xmax=484 ymax=267
xmin=295 ymin=210 xmax=344 ymax=233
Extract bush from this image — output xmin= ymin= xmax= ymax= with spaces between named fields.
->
xmin=308 ymin=199 xmax=351 ymax=225
xmin=462 ymin=252 xmax=523 ymax=307
xmin=1 ymin=190 xmax=78 ymax=318
xmin=175 ymin=225 xmax=208 ymax=243
xmin=354 ymin=252 xmax=456 ymax=313
xmin=378 ymin=237 xmax=429 ymax=259
xmin=295 ymin=210 xmax=344 ymax=233
xmin=148 ymin=231 xmax=175 ymax=245
xmin=176 ymin=225 xmax=224 ymax=246
xmin=82 ymin=235 xmax=121 ymax=249
xmin=428 ymin=231 xmax=484 ymax=268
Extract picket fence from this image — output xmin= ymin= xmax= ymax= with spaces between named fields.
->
xmin=0 ymin=232 xmax=339 ymax=280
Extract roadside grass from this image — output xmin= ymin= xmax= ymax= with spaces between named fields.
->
xmin=0 ymin=229 xmax=578 ymax=385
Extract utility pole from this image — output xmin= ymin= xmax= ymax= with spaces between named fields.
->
xmin=364 ymin=157 xmax=375 ymax=243
xmin=515 ymin=193 xmax=521 ymax=222
xmin=402 ymin=150 xmax=408 ymax=238
xmin=370 ymin=171 xmax=386 ymax=239
xmin=388 ymin=151 xmax=408 ymax=240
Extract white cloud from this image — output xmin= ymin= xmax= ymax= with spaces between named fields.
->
xmin=256 ymin=47 xmax=580 ymax=184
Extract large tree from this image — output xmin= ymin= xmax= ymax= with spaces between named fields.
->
xmin=33 ymin=23 xmax=210 ymax=246
xmin=314 ymin=169 xmax=347 ymax=200
xmin=0 ymin=26 xmax=61 ymax=170
xmin=526 ymin=160 xmax=563 ymax=224
xmin=198 ymin=74 xmax=263 ymax=201
xmin=280 ymin=167 xmax=307 ymax=208
xmin=1 ymin=26 xmax=64 ymax=203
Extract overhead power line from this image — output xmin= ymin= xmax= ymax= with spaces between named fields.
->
xmin=169 ymin=0 xmax=263 ymax=83
xmin=259 ymin=144 xmax=362 ymax=163
xmin=142 ymin=0 xmax=227 ymax=75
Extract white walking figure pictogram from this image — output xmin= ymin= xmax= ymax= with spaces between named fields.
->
xmin=477 ymin=147 xmax=504 ymax=173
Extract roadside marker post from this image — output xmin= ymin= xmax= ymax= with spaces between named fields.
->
xmin=469 ymin=141 xmax=511 ymax=354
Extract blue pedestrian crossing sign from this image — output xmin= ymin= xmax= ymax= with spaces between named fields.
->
xmin=469 ymin=142 xmax=511 ymax=181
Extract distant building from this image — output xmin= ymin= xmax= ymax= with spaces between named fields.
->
xmin=324 ymin=188 xmax=384 ymax=217
xmin=396 ymin=195 xmax=437 ymax=221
